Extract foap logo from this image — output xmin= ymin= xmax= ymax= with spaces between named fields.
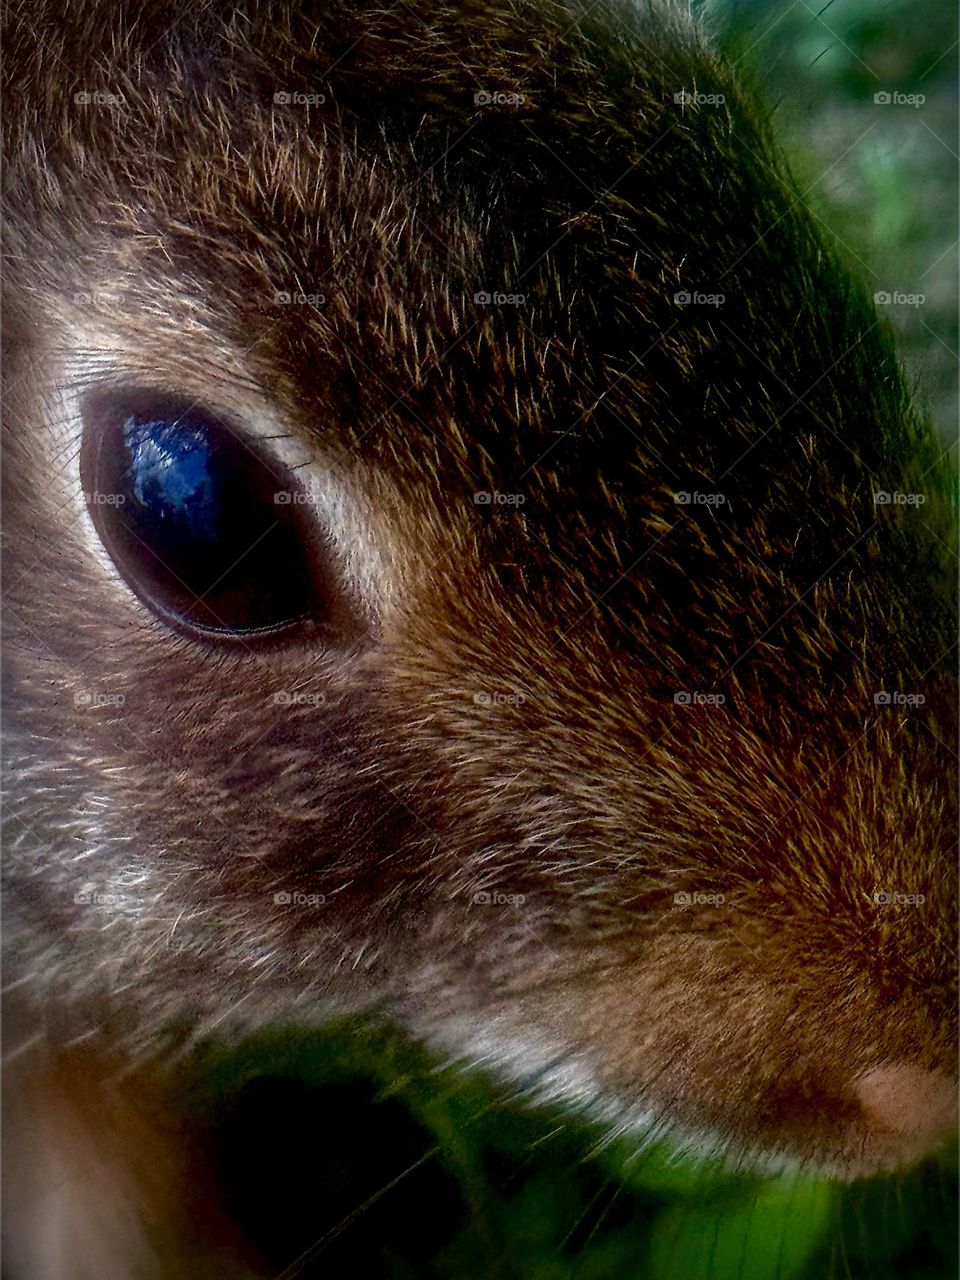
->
xmin=472 ymin=889 xmax=526 ymax=906
xmin=273 ymin=890 xmax=326 ymax=907
xmin=674 ymin=490 xmax=726 ymax=506
xmin=674 ymin=89 xmax=725 ymax=107
xmin=74 ymin=691 xmax=126 ymax=710
xmin=873 ymin=90 xmax=925 ymax=108
xmin=874 ymin=290 xmax=925 ymax=308
xmin=674 ymin=890 xmax=726 ymax=906
xmin=874 ymin=690 xmax=925 ymax=707
xmin=473 ymin=490 xmax=526 ymax=506
xmin=473 ymin=690 xmax=527 ymax=708
xmin=674 ymin=691 xmax=726 ymax=707
xmin=873 ymin=891 xmax=925 ymax=906
xmin=274 ymin=90 xmax=326 ymax=106
xmin=274 ymin=491 xmax=322 ymax=505
xmin=71 ymin=290 xmax=116 ymax=310
xmin=873 ymin=490 xmax=926 ymax=506
xmin=74 ymin=90 xmax=125 ymax=107
xmin=674 ymin=289 xmax=725 ymax=308
xmin=274 ymin=290 xmax=326 ymax=306
xmin=473 ymin=290 xmax=526 ymax=306
xmin=273 ymin=690 xmax=327 ymax=708
xmin=473 ymin=90 xmax=525 ymax=107
xmin=74 ymin=886 xmax=143 ymax=909
xmin=84 ymin=491 xmax=126 ymax=506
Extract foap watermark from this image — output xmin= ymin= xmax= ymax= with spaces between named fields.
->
xmin=274 ymin=90 xmax=326 ymax=106
xmin=873 ymin=490 xmax=925 ymax=506
xmin=473 ymin=90 xmax=525 ymax=107
xmin=71 ymin=290 xmax=116 ymax=310
xmin=84 ymin=491 xmax=126 ymax=506
xmin=674 ymin=890 xmax=725 ymax=906
xmin=674 ymin=89 xmax=725 ymax=107
xmin=474 ymin=290 xmax=526 ymax=306
xmin=474 ymin=490 xmax=526 ymax=506
xmin=474 ymin=689 xmax=527 ymax=708
xmin=874 ymin=690 xmax=925 ymax=707
xmin=275 ymin=490 xmax=322 ymax=505
xmin=674 ymin=691 xmax=726 ymax=707
xmin=873 ymin=90 xmax=925 ymax=108
xmin=274 ymin=890 xmax=326 ymax=907
xmin=74 ymin=888 xmax=142 ymax=909
xmin=674 ymin=490 xmax=726 ymax=506
xmin=273 ymin=690 xmax=327 ymax=708
xmin=472 ymin=889 xmax=526 ymax=906
xmin=874 ymin=290 xmax=925 ymax=308
xmin=674 ymin=289 xmax=725 ymax=308
xmin=74 ymin=90 xmax=125 ymax=107
xmin=274 ymin=290 xmax=325 ymax=306
xmin=74 ymin=691 xmax=125 ymax=710
xmin=873 ymin=891 xmax=925 ymax=906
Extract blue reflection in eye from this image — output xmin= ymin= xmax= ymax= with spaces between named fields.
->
xmin=84 ymin=401 xmax=320 ymax=635
xmin=123 ymin=417 xmax=221 ymax=545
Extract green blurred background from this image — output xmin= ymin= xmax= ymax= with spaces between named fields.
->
xmin=184 ymin=3 xmax=958 ymax=1276
xmin=183 ymin=1019 xmax=957 ymax=1279
xmin=712 ymin=0 xmax=957 ymax=444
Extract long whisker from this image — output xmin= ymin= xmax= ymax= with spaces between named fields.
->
xmin=273 ymin=1145 xmax=442 ymax=1280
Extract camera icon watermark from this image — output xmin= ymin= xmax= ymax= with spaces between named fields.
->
xmin=673 ymin=691 xmax=726 ymax=706
xmin=473 ymin=290 xmax=526 ymax=306
xmin=472 ymin=889 xmax=526 ymax=906
xmin=273 ymin=890 xmax=326 ymax=906
xmin=74 ymin=90 xmax=125 ymax=107
xmin=872 ymin=890 xmax=925 ymax=906
xmin=873 ymin=490 xmax=925 ymax=505
xmin=673 ymin=289 xmax=725 ymax=307
xmin=84 ymin=491 xmax=126 ymax=506
xmin=273 ymin=290 xmax=325 ymax=306
xmin=674 ymin=890 xmax=725 ymax=906
xmin=74 ymin=691 xmax=126 ymax=710
xmin=673 ymin=490 xmax=726 ymax=506
xmin=273 ymin=690 xmax=327 ymax=708
xmin=274 ymin=490 xmax=322 ymax=505
xmin=473 ymin=689 xmax=527 ymax=707
xmin=674 ymin=89 xmax=725 ymax=107
xmin=873 ymin=690 xmax=925 ymax=707
xmin=873 ymin=90 xmax=924 ymax=108
xmin=274 ymin=90 xmax=326 ymax=106
xmin=473 ymin=90 xmax=525 ymax=107
xmin=74 ymin=888 xmax=140 ymax=907
xmin=473 ymin=490 xmax=526 ymax=506
xmin=874 ymin=290 xmax=925 ymax=308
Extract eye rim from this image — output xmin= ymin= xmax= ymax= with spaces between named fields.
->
xmin=78 ymin=386 xmax=350 ymax=645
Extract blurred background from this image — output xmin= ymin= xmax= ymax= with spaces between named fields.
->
xmin=187 ymin=3 xmax=958 ymax=1276
xmin=711 ymin=0 xmax=957 ymax=444
xmin=187 ymin=1019 xmax=957 ymax=1279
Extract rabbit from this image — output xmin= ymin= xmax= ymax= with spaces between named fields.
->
xmin=2 ymin=0 xmax=956 ymax=1274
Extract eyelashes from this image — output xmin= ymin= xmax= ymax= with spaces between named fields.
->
xmin=79 ymin=392 xmax=327 ymax=638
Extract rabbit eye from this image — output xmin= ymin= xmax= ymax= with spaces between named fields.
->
xmin=80 ymin=395 xmax=319 ymax=636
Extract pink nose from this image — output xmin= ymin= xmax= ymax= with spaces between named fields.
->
xmin=852 ymin=1064 xmax=958 ymax=1147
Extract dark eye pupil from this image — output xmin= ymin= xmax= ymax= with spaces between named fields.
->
xmin=84 ymin=405 xmax=317 ymax=636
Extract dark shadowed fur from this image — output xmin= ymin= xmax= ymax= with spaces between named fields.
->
xmin=2 ymin=0 xmax=958 ymax=1272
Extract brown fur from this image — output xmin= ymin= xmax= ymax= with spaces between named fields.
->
xmin=2 ymin=0 xmax=957 ymax=1272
